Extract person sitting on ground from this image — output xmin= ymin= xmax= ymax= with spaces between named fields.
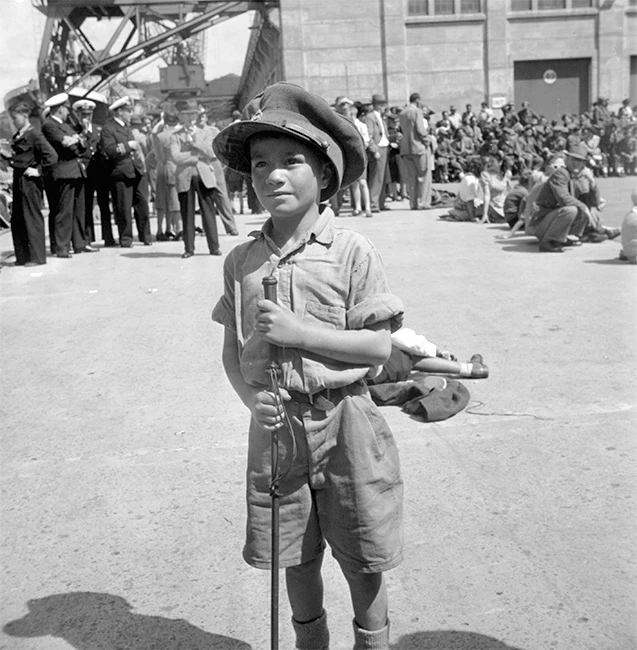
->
xmin=503 ymin=168 xmax=532 ymax=230
xmin=526 ymin=143 xmax=591 ymax=252
xmin=441 ymin=156 xmax=483 ymax=221
xmin=479 ymin=154 xmax=512 ymax=224
xmin=572 ymin=165 xmax=621 ymax=242
xmin=619 ymin=187 xmax=637 ymax=263
xmin=367 ymin=327 xmax=488 ymax=386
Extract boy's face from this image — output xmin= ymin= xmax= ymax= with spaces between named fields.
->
xmin=249 ymin=134 xmax=330 ymax=220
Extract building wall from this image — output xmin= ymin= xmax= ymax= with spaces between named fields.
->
xmin=278 ymin=0 xmax=636 ymax=114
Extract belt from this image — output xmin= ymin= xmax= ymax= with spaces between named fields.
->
xmin=287 ymin=381 xmax=366 ymax=411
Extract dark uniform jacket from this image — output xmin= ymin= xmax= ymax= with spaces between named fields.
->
xmin=41 ymin=116 xmax=86 ymax=180
xmin=533 ymin=167 xmax=588 ymax=222
xmin=100 ymin=117 xmax=144 ymax=180
xmin=9 ymin=125 xmax=58 ymax=177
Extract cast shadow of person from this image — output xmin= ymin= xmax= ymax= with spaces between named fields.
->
xmin=3 ymin=591 xmax=253 ymax=650
xmin=392 ymin=630 xmax=527 ymax=649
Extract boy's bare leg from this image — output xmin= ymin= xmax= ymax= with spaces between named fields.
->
xmin=412 ymin=356 xmax=461 ymax=374
xmin=286 ymin=552 xmax=325 ymax=622
xmin=341 ymin=567 xmax=388 ymax=630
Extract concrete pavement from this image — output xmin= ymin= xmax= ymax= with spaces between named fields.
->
xmin=1 ymin=177 xmax=635 ymax=650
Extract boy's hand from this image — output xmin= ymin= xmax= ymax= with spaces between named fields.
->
xmin=255 ymin=299 xmax=304 ymax=347
xmin=251 ymin=388 xmax=291 ymax=431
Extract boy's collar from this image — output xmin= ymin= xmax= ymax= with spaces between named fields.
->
xmin=250 ymin=204 xmax=336 ymax=247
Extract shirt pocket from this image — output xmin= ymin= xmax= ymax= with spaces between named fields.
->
xmin=303 ymin=301 xmax=346 ymax=331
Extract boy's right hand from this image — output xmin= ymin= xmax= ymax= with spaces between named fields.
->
xmin=250 ymin=388 xmax=291 ymax=432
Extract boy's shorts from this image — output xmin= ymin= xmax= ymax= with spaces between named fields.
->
xmin=243 ymin=381 xmax=404 ymax=574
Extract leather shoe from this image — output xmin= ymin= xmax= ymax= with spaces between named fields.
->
xmin=56 ymin=252 xmax=72 ymax=258
xmin=120 ymin=243 xmax=132 ymax=248
xmin=104 ymin=240 xmax=117 ymax=247
xmin=563 ymin=236 xmax=582 ymax=247
xmin=181 ymin=251 xmax=194 ymax=259
xmin=24 ymin=261 xmax=46 ymax=267
xmin=81 ymin=245 xmax=100 ymax=253
xmin=228 ymin=230 xmax=239 ymax=236
xmin=468 ymin=354 xmax=489 ymax=379
xmin=210 ymin=249 xmax=222 ymax=256
xmin=604 ymin=227 xmax=621 ymax=240
xmin=143 ymin=241 xmax=153 ymax=246
xmin=539 ymin=240 xmax=564 ymax=253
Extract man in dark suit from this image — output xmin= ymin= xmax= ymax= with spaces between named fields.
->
xmin=398 ymin=93 xmax=433 ymax=210
xmin=41 ymin=92 xmax=98 ymax=258
xmin=72 ymin=99 xmax=116 ymax=246
xmin=2 ymin=102 xmax=58 ymax=265
xmin=529 ymin=144 xmax=590 ymax=252
xmin=100 ymin=96 xmax=151 ymax=247
xmin=364 ymin=93 xmax=391 ymax=213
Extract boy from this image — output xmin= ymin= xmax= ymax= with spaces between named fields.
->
xmin=211 ymin=83 xmax=405 ymax=650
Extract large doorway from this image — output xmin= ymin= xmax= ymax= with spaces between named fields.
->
xmin=514 ymin=58 xmax=591 ymax=120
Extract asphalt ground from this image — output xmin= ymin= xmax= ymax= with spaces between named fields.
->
xmin=1 ymin=176 xmax=636 ymax=650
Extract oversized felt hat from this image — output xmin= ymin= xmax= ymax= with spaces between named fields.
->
xmin=212 ymin=82 xmax=366 ymax=201
xmin=565 ymin=142 xmax=589 ymax=161
xmin=72 ymin=99 xmax=96 ymax=112
xmin=109 ymin=96 xmax=132 ymax=111
xmin=44 ymin=92 xmax=69 ymax=108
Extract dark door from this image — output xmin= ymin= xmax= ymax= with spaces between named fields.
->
xmin=514 ymin=58 xmax=591 ymax=120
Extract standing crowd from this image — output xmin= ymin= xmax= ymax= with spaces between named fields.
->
xmin=2 ymin=93 xmax=240 ymax=266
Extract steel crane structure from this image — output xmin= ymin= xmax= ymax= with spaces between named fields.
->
xmin=30 ymin=0 xmax=278 ymax=112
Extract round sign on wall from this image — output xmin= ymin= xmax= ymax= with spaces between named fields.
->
xmin=543 ymin=69 xmax=557 ymax=85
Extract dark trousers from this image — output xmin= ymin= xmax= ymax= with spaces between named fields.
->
xmin=52 ymin=178 xmax=87 ymax=255
xmin=178 ymin=176 xmax=220 ymax=254
xmin=43 ymin=175 xmax=56 ymax=253
xmin=112 ymin=173 xmax=150 ymax=246
xmin=11 ymin=174 xmax=46 ymax=265
xmin=367 ymin=147 xmax=388 ymax=211
xmin=210 ymin=160 xmax=238 ymax=233
xmin=85 ymin=160 xmax=115 ymax=244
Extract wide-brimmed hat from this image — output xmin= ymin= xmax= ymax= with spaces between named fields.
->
xmin=565 ymin=143 xmax=589 ymax=161
xmin=371 ymin=93 xmax=387 ymax=105
xmin=212 ymin=82 xmax=366 ymax=201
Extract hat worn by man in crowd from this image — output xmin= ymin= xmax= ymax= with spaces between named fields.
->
xmin=371 ymin=93 xmax=387 ymax=105
xmin=109 ymin=96 xmax=132 ymax=112
xmin=212 ymin=82 xmax=366 ymax=202
xmin=44 ymin=93 xmax=69 ymax=109
xmin=565 ymin=142 xmax=589 ymax=161
xmin=72 ymin=99 xmax=96 ymax=113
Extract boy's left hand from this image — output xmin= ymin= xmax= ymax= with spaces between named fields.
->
xmin=255 ymin=299 xmax=304 ymax=347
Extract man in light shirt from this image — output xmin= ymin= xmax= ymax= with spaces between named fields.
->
xmin=364 ymin=93 xmax=391 ymax=213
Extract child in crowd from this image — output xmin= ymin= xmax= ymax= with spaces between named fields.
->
xmin=440 ymin=156 xmax=483 ymax=221
xmin=620 ymin=186 xmax=637 ymax=263
xmin=369 ymin=327 xmax=488 ymax=385
xmin=211 ymin=83 xmax=404 ymax=650
xmin=503 ymin=169 xmax=532 ymax=231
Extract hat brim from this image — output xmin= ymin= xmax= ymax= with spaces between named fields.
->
xmin=214 ymin=118 xmax=355 ymax=202
xmin=565 ymin=151 xmax=588 ymax=161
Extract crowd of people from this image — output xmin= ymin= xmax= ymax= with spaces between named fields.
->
xmin=327 ymin=91 xmax=635 ymax=254
xmin=2 ymin=85 xmax=637 ymax=266
xmin=1 ymin=93 xmax=243 ymax=265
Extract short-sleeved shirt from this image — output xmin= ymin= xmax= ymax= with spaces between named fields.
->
xmin=211 ymin=205 xmax=404 ymax=395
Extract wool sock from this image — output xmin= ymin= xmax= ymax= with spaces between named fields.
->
xmin=292 ymin=609 xmax=329 ymax=650
xmin=352 ymin=619 xmax=390 ymax=650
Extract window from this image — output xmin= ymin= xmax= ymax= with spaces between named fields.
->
xmin=461 ymin=0 xmax=482 ymax=11
xmin=510 ymin=0 xmax=532 ymax=9
xmin=434 ymin=0 xmax=454 ymax=13
xmin=408 ymin=0 xmax=483 ymax=16
xmin=538 ymin=0 xmax=567 ymax=8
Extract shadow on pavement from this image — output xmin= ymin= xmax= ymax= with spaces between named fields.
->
xmin=496 ymin=239 xmax=539 ymax=253
xmin=3 ymin=592 xmax=252 ymax=649
xmin=392 ymin=630 xmax=526 ymax=649
xmin=583 ymin=257 xmax=629 ymax=265
xmin=121 ymin=252 xmax=188 ymax=259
